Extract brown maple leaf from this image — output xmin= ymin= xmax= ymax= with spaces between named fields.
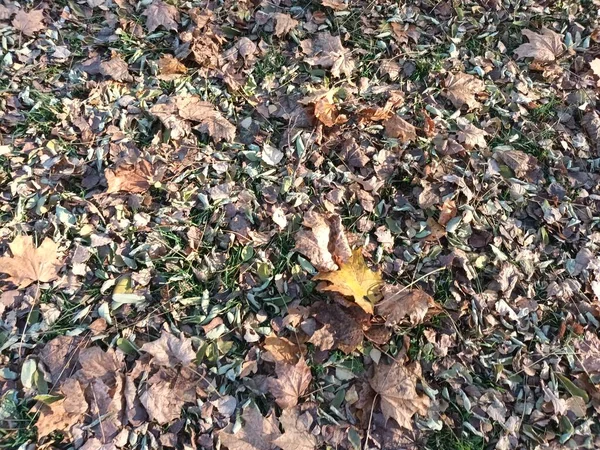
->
xmin=99 ymin=56 xmax=133 ymax=82
xmin=104 ymin=160 xmax=156 ymax=194
xmin=140 ymin=329 xmax=196 ymax=367
xmin=514 ymin=28 xmax=564 ymax=63
xmin=369 ymin=360 xmax=430 ymax=429
xmin=574 ymin=331 xmax=600 ymax=381
xmin=157 ymin=54 xmax=187 ymax=80
xmin=273 ymin=13 xmax=298 ymax=37
xmin=176 ymin=96 xmax=236 ymax=142
xmin=456 ymin=117 xmax=488 ymax=149
xmin=267 ymin=358 xmax=312 ymax=409
xmin=36 ymin=378 xmax=88 ymax=438
xmin=442 ymin=72 xmax=485 ymax=110
xmin=309 ymin=302 xmax=364 ymax=354
xmin=272 ymin=408 xmax=319 ymax=450
xmin=384 ymin=114 xmax=417 ymax=142
xmin=321 ymin=0 xmax=347 ymax=10
xmin=314 ymin=248 xmax=383 ymax=314
xmin=12 ymin=9 xmax=45 ymax=36
xmin=301 ymin=32 xmax=355 ymax=78
xmin=376 ymin=284 xmax=437 ymax=325
xmin=262 ymin=334 xmax=306 ymax=364
xmin=142 ymin=0 xmax=179 ymax=33
xmin=219 ymin=404 xmax=281 ymax=450
xmin=0 ymin=235 xmax=63 ymax=288
xmin=390 ymin=23 xmax=420 ymax=44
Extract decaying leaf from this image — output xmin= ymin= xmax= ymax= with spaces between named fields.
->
xmin=443 ymin=72 xmax=485 ymax=110
xmin=321 ymin=0 xmax=347 ymax=10
xmin=140 ymin=329 xmax=196 ymax=367
xmin=36 ymin=378 xmax=88 ymax=438
xmin=376 ymin=284 xmax=436 ymax=325
xmin=314 ymin=248 xmax=383 ymax=314
xmin=12 ymin=9 xmax=45 ymax=36
xmin=273 ymin=13 xmax=298 ymax=37
xmin=105 ymin=160 xmax=156 ymax=194
xmin=301 ymin=32 xmax=356 ymax=78
xmin=582 ymin=111 xmax=600 ymax=154
xmin=262 ymin=335 xmax=306 ymax=364
xmin=369 ymin=360 xmax=430 ymax=429
xmin=384 ymin=114 xmax=417 ymax=142
xmin=0 ymin=235 xmax=63 ymax=288
xmin=309 ymin=302 xmax=364 ymax=354
xmin=272 ymin=408 xmax=319 ymax=450
xmin=99 ymin=56 xmax=133 ymax=82
xmin=514 ymin=28 xmax=564 ymax=62
xmin=267 ymin=358 xmax=312 ymax=409
xmin=139 ymin=367 xmax=197 ymax=424
xmin=457 ymin=118 xmax=488 ymax=149
xmin=574 ymin=332 xmax=600 ymax=381
xmin=143 ymin=0 xmax=179 ymax=33
xmin=157 ymin=54 xmax=187 ymax=79
xmin=219 ymin=404 xmax=281 ymax=450
xmin=293 ymin=211 xmax=352 ymax=272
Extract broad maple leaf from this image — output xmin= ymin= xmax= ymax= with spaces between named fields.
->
xmin=314 ymin=248 xmax=383 ymax=314
xmin=12 ymin=9 xmax=45 ymax=37
xmin=219 ymin=404 xmax=281 ymax=450
xmin=0 ymin=235 xmax=63 ymax=288
xmin=442 ymin=72 xmax=485 ymax=110
xmin=267 ymin=358 xmax=312 ymax=409
xmin=514 ymin=28 xmax=564 ymax=63
xmin=376 ymin=284 xmax=437 ymax=325
xmin=142 ymin=0 xmax=179 ymax=33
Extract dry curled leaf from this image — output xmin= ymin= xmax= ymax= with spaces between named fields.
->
xmin=273 ymin=13 xmax=298 ymax=37
xmin=443 ymin=72 xmax=485 ymax=110
xmin=267 ymin=358 xmax=312 ymax=409
xmin=514 ymin=28 xmax=564 ymax=62
xmin=0 ymin=235 xmax=63 ymax=288
xmin=12 ymin=9 xmax=45 ymax=36
xmin=219 ymin=404 xmax=281 ymax=450
xmin=143 ymin=0 xmax=179 ymax=33
xmin=314 ymin=248 xmax=383 ymax=314
xmin=376 ymin=284 xmax=436 ymax=325
xmin=369 ymin=360 xmax=430 ymax=429
xmin=157 ymin=54 xmax=187 ymax=80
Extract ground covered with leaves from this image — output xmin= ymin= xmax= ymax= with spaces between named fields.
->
xmin=2 ymin=0 xmax=600 ymax=449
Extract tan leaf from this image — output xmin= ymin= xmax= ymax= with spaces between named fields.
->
xmin=272 ymin=408 xmax=319 ymax=450
xmin=314 ymin=96 xmax=347 ymax=127
xmin=301 ymin=32 xmax=355 ymax=78
xmin=175 ymin=96 xmax=236 ymax=142
xmin=268 ymin=358 xmax=312 ymax=409
xmin=219 ymin=404 xmax=281 ymax=450
xmin=590 ymin=58 xmax=600 ymax=78
xmin=383 ymin=115 xmax=417 ymax=142
xmin=376 ymin=284 xmax=435 ymax=325
xmin=149 ymin=99 xmax=190 ymax=140
xmin=322 ymin=0 xmax=347 ymax=10
xmin=157 ymin=54 xmax=187 ymax=80
xmin=514 ymin=28 xmax=564 ymax=62
xmin=369 ymin=360 xmax=430 ymax=429
xmin=142 ymin=0 xmax=179 ymax=33
xmin=139 ymin=367 xmax=197 ymax=424
xmin=438 ymin=199 xmax=457 ymax=226
xmin=582 ymin=111 xmax=600 ymax=154
xmin=105 ymin=160 xmax=155 ymax=194
xmin=39 ymin=336 xmax=83 ymax=385
xmin=314 ymin=249 xmax=383 ymax=314
xmin=390 ymin=23 xmax=420 ymax=44
xmin=293 ymin=211 xmax=352 ymax=272
xmin=0 ymin=235 xmax=63 ymax=288
xmin=36 ymin=378 xmax=88 ymax=438
xmin=140 ymin=329 xmax=196 ymax=367
xmin=574 ymin=331 xmax=600 ymax=379
xmin=99 ymin=56 xmax=133 ymax=82
xmin=12 ymin=9 xmax=45 ymax=37
xmin=456 ymin=118 xmax=488 ymax=149
xmin=443 ymin=72 xmax=485 ymax=110
xmin=273 ymin=13 xmax=298 ymax=37
xmin=262 ymin=335 xmax=306 ymax=364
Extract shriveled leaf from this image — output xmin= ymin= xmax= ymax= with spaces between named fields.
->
xmin=384 ymin=115 xmax=417 ymax=142
xmin=12 ymin=9 xmax=45 ymax=36
xmin=273 ymin=13 xmax=298 ymax=37
xmin=376 ymin=284 xmax=436 ymax=325
xmin=443 ymin=72 xmax=485 ymax=110
xmin=157 ymin=54 xmax=187 ymax=79
xmin=369 ymin=360 xmax=430 ymax=429
xmin=514 ymin=28 xmax=564 ymax=62
xmin=267 ymin=358 xmax=312 ymax=409
xmin=314 ymin=248 xmax=383 ymax=314
xmin=140 ymin=329 xmax=196 ymax=366
xmin=142 ymin=0 xmax=179 ymax=33
xmin=105 ymin=160 xmax=155 ymax=194
xmin=272 ymin=408 xmax=319 ymax=450
xmin=0 ymin=235 xmax=63 ymax=288
xmin=219 ymin=404 xmax=281 ymax=450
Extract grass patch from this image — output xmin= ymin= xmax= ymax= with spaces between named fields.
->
xmin=426 ymin=427 xmax=485 ymax=450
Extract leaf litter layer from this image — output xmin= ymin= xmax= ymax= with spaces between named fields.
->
xmin=1 ymin=0 xmax=600 ymax=449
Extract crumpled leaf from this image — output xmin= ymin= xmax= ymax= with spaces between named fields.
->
xmin=12 ymin=9 xmax=45 ymax=36
xmin=376 ymin=284 xmax=436 ymax=325
xmin=384 ymin=115 xmax=417 ymax=142
xmin=301 ymin=89 xmax=348 ymax=127
xmin=293 ymin=211 xmax=352 ymax=272
xmin=443 ymin=72 xmax=485 ymax=110
xmin=142 ymin=0 xmax=179 ymax=33
xmin=0 ymin=235 xmax=63 ymax=288
xmin=301 ymin=32 xmax=355 ymax=78
xmin=457 ymin=118 xmax=488 ymax=149
xmin=272 ymin=408 xmax=319 ymax=450
xmin=314 ymin=248 xmax=383 ymax=314
xmin=267 ymin=358 xmax=312 ymax=409
xmin=219 ymin=404 xmax=281 ymax=450
xmin=105 ymin=160 xmax=156 ymax=194
xmin=514 ymin=28 xmax=564 ymax=62
xmin=369 ymin=360 xmax=430 ymax=429
xmin=273 ymin=13 xmax=298 ymax=37
xmin=140 ymin=329 xmax=196 ymax=367
xmin=35 ymin=378 xmax=88 ymax=438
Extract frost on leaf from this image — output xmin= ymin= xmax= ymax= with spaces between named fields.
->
xmin=267 ymin=358 xmax=312 ymax=409
xmin=219 ymin=404 xmax=281 ymax=450
xmin=369 ymin=360 xmax=430 ymax=429
xmin=314 ymin=248 xmax=383 ymax=314
xmin=0 ymin=235 xmax=63 ymax=288
xmin=442 ymin=72 xmax=485 ymax=110
xmin=142 ymin=0 xmax=179 ymax=33
xmin=514 ymin=28 xmax=564 ymax=62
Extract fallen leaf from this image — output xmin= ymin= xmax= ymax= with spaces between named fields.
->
xmin=267 ymin=358 xmax=312 ymax=409
xmin=390 ymin=23 xmax=420 ymax=44
xmin=301 ymin=32 xmax=355 ymax=78
xmin=99 ymin=56 xmax=133 ymax=82
xmin=443 ymin=72 xmax=485 ymax=110
xmin=139 ymin=367 xmax=197 ymax=424
xmin=384 ymin=115 xmax=417 ymax=142
xmin=36 ymin=378 xmax=88 ymax=438
xmin=273 ymin=13 xmax=298 ymax=37
xmin=369 ymin=360 xmax=430 ymax=429
xmin=0 ymin=235 xmax=63 ymax=288
xmin=457 ymin=118 xmax=488 ymax=149
xmin=438 ymin=199 xmax=457 ymax=226
xmin=12 ymin=9 xmax=45 ymax=36
xmin=310 ymin=302 xmax=364 ymax=353
xmin=574 ymin=332 xmax=600 ymax=381
xmin=272 ymin=408 xmax=319 ymax=450
xmin=322 ymin=0 xmax=347 ymax=10
xmin=582 ymin=111 xmax=600 ymax=154
xmin=39 ymin=336 xmax=83 ymax=384
xmin=157 ymin=54 xmax=187 ymax=79
xmin=590 ymin=58 xmax=600 ymax=78
xmin=142 ymin=0 xmax=179 ymax=33
xmin=376 ymin=284 xmax=435 ymax=325
xmin=105 ymin=160 xmax=155 ymax=194
xmin=262 ymin=335 xmax=306 ymax=364
xmin=140 ymin=329 xmax=196 ymax=367
xmin=514 ymin=28 xmax=564 ymax=62
xmin=175 ymin=96 xmax=236 ymax=142
xmin=293 ymin=211 xmax=352 ymax=272
xmin=314 ymin=248 xmax=383 ymax=314
xmin=219 ymin=404 xmax=281 ymax=450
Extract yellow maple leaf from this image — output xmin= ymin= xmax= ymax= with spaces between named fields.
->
xmin=314 ymin=248 xmax=383 ymax=313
